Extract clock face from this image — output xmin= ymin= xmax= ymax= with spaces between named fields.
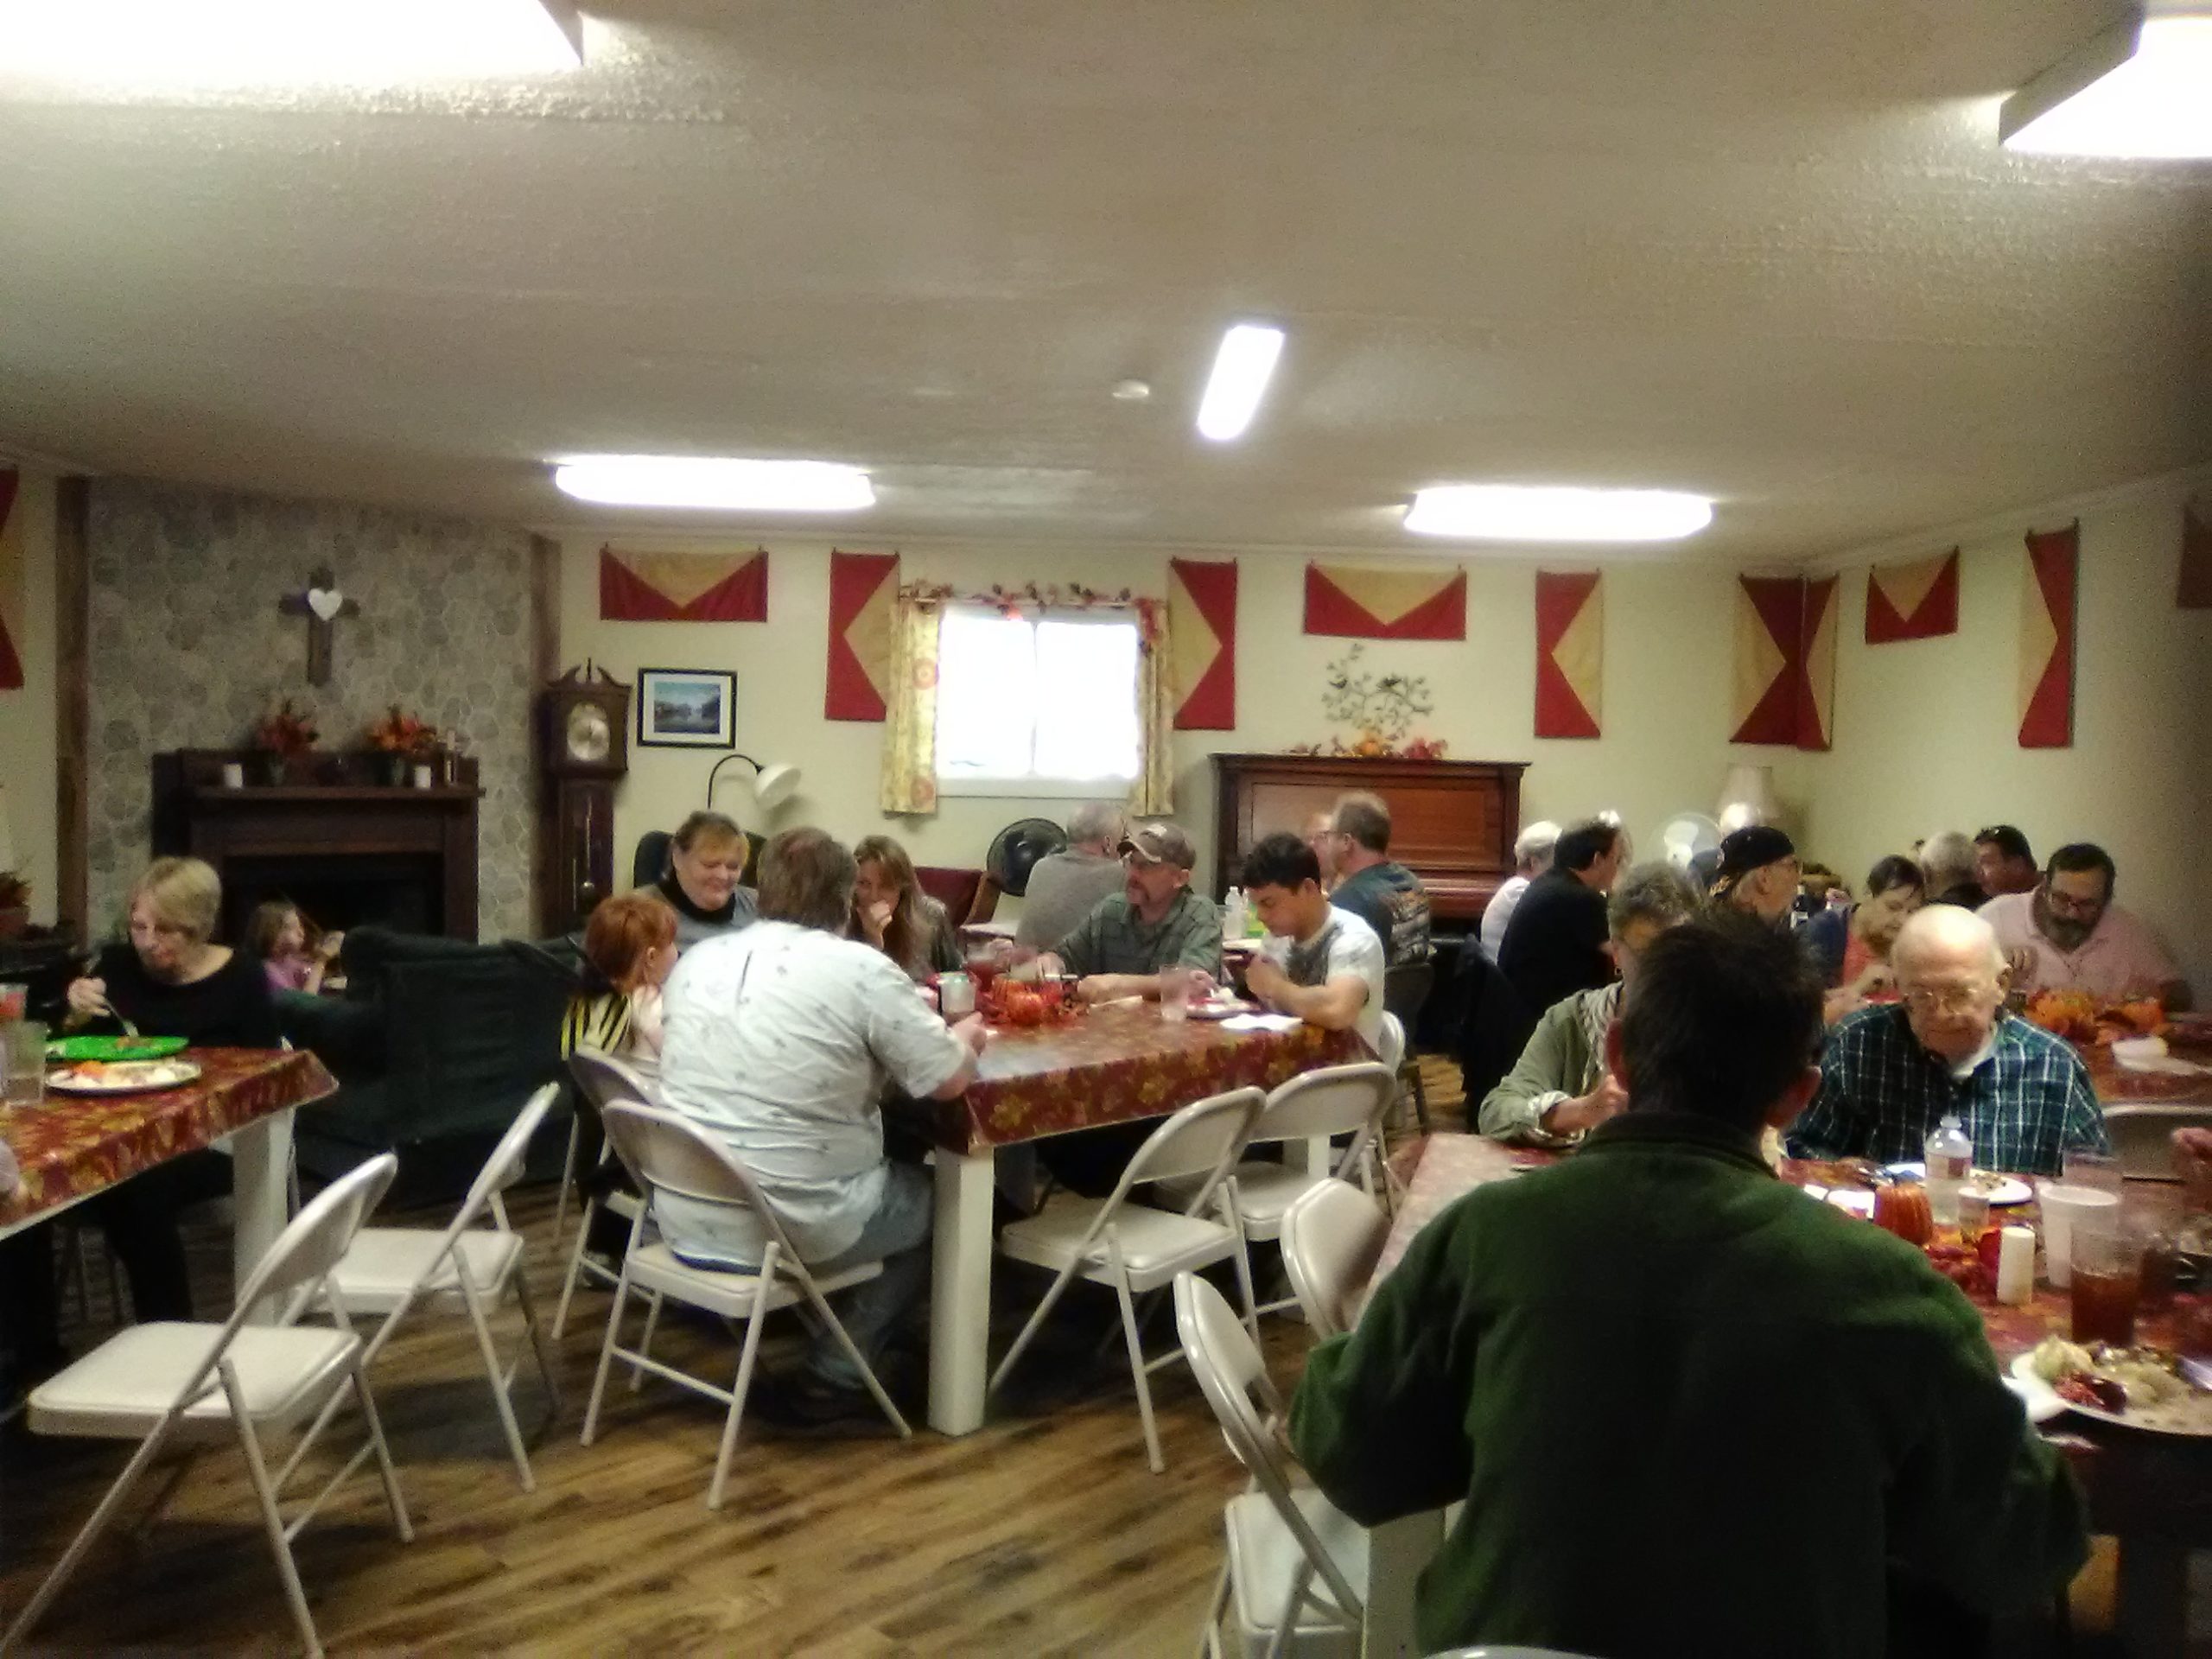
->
xmin=566 ymin=702 xmax=613 ymax=764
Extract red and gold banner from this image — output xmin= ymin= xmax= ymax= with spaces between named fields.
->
xmin=2180 ymin=497 xmax=2212 ymax=611
xmin=1533 ymin=570 xmax=1602 ymax=738
xmin=1796 ymin=575 xmax=1839 ymax=751
xmin=1731 ymin=575 xmax=1808 ymax=746
xmin=1865 ymin=548 xmax=1959 ymax=643
xmin=598 ymin=545 xmax=768 ymax=622
xmin=2018 ymin=523 xmax=2077 ymax=750
xmin=1303 ymin=561 xmax=1465 ymax=640
xmin=1167 ymin=557 xmax=1237 ymax=729
xmin=825 ymin=550 xmax=899 ymax=721
xmin=0 ymin=468 xmax=22 ymax=690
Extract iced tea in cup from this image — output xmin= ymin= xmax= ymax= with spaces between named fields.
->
xmin=1159 ymin=965 xmax=1192 ymax=1024
xmin=2069 ymin=1225 xmax=2145 ymax=1347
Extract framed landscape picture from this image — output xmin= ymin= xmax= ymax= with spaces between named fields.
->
xmin=637 ymin=667 xmax=735 ymax=749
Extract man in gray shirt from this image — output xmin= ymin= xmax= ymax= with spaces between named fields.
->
xmin=1013 ymin=802 xmax=1127 ymax=950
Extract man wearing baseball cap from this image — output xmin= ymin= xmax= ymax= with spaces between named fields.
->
xmin=1709 ymin=825 xmax=1801 ymax=926
xmin=1039 ymin=821 xmax=1224 ymax=1004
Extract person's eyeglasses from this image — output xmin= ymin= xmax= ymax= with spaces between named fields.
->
xmin=1900 ymin=986 xmax=1993 ymax=1016
xmin=2044 ymin=889 xmax=2103 ymax=918
xmin=129 ymin=919 xmax=190 ymax=941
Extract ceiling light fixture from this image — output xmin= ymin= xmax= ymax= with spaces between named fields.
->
xmin=2000 ymin=5 xmax=2212 ymax=158
xmin=1195 ymin=323 xmax=1286 ymax=442
xmin=552 ymin=455 xmax=875 ymax=512
xmin=1405 ymin=485 xmax=1714 ymax=543
xmin=2 ymin=0 xmax=584 ymax=86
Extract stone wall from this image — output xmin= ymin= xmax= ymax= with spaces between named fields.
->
xmin=86 ymin=479 xmax=536 ymax=940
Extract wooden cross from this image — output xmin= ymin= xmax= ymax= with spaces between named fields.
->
xmin=277 ymin=566 xmax=359 ymax=686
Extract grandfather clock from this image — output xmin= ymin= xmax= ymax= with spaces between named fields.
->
xmin=538 ymin=664 xmax=631 ymax=933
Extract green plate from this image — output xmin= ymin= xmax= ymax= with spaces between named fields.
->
xmin=44 ymin=1034 xmax=190 ymax=1063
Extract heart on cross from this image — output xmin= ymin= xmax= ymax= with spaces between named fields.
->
xmin=306 ymin=587 xmax=346 ymax=623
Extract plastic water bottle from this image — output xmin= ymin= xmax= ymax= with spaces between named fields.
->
xmin=1222 ymin=887 xmax=1247 ymax=943
xmin=1925 ymin=1114 xmax=1972 ymax=1228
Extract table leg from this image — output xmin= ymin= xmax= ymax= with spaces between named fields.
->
xmin=230 ymin=1107 xmax=295 ymax=1324
xmin=929 ymin=1147 xmax=996 ymax=1436
xmin=1297 ymin=1135 xmax=1332 ymax=1179
xmin=1362 ymin=1508 xmax=1442 ymax=1657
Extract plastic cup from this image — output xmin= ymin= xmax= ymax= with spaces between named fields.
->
xmin=2069 ymin=1226 xmax=2145 ymax=1347
xmin=1159 ymin=965 xmax=1192 ymax=1024
xmin=0 ymin=983 xmax=27 ymax=1023
xmin=2063 ymin=1149 xmax=2123 ymax=1192
xmin=4 ymin=1020 xmax=48 ymax=1108
xmin=1956 ymin=1189 xmax=1993 ymax=1243
xmin=2039 ymin=1183 xmax=2120 ymax=1289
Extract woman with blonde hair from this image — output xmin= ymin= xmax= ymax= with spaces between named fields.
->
xmin=849 ymin=834 xmax=962 ymax=982
xmin=655 ymin=810 xmax=759 ymax=951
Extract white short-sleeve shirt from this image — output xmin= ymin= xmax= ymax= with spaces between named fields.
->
xmin=653 ymin=919 xmax=968 ymax=1263
xmin=1262 ymin=904 xmax=1388 ymax=1053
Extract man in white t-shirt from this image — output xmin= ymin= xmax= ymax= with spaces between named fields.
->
xmin=1237 ymin=831 xmax=1387 ymax=1053
xmin=658 ymin=827 xmax=988 ymax=1423
xmin=1480 ymin=820 xmax=1560 ymax=961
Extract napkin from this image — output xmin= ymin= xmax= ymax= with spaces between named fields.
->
xmin=1217 ymin=1013 xmax=1303 ymax=1033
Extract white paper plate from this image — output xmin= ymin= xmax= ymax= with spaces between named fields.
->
xmin=47 ymin=1060 xmax=203 ymax=1096
xmin=2003 ymin=1357 xmax=2068 ymax=1425
xmin=1882 ymin=1162 xmax=2032 ymax=1205
xmin=2009 ymin=1351 xmax=2212 ymax=1437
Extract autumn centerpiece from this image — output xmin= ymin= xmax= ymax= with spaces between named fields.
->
xmin=366 ymin=704 xmax=443 ymax=785
xmin=252 ymin=698 xmax=319 ymax=785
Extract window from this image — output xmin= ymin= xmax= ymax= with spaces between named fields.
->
xmin=934 ymin=605 xmax=1140 ymax=796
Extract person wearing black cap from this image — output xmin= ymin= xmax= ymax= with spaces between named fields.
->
xmin=1708 ymin=826 xmax=1800 ymax=925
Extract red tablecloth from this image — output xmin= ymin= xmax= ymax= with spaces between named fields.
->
xmin=932 ymin=1002 xmax=1366 ymax=1154
xmin=0 ymin=1047 xmax=337 ymax=1229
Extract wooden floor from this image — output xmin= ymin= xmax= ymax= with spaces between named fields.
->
xmin=0 ymin=1060 xmax=1470 ymax=1656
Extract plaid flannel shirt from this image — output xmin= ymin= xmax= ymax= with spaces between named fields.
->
xmin=1056 ymin=887 xmax=1224 ymax=980
xmin=1789 ymin=1005 xmax=2107 ymax=1177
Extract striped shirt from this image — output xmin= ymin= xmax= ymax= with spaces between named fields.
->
xmin=1788 ymin=1005 xmax=2107 ymax=1177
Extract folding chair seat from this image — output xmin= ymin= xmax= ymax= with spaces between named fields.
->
xmin=989 ymin=1087 xmax=1266 ymax=1473
xmin=4 ymin=1155 xmax=412 ymax=1659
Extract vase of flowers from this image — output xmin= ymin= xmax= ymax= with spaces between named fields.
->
xmin=252 ymin=699 xmax=319 ymax=785
xmin=366 ymin=705 xmax=442 ymax=785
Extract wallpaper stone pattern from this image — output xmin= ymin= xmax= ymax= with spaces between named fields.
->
xmin=86 ymin=480 xmax=536 ymax=941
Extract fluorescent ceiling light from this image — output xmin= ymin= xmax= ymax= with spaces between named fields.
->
xmin=2 ymin=0 xmax=583 ymax=86
xmin=2000 ymin=10 xmax=2212 ymax=158
xmin=1195 ymin=323 xmax=1286 ymax=442
xmin=553 ymin=455 xmax=875 ymax=512
xmin=1405 ymin=485 xmax=1714 ymax=543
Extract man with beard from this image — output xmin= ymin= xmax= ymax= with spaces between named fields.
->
xmin=1980 ymin=842 xmax=2190 ymax=1011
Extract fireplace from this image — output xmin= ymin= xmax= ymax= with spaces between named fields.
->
xmin=152 ymin=751 xmax=482 ymax=942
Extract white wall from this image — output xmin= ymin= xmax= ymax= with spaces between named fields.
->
xmin=1797 ymin=471 xmax=2212 ymax=994
xmin=0 ymin=467 xmax=59 ymax=926
xmin=559 ymin=535 xmax=1790 ymax=901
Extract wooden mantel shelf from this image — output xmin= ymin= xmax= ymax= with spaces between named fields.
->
xmin=191 ymin=785 xmax=484 ymax=804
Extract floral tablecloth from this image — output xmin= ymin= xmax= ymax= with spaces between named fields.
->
xmin=0 ymin=1047 xmax=336 ymax=1231
xmin=933 ymin=1002 xmax=1367 ymax=1154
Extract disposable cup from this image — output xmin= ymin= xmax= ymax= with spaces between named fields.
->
xmin=2039 ymin=1183 xmax=2120 ymax=1289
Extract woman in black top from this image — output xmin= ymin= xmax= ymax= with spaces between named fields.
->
xmin=4 ymin=860 xmax=280 ymax=1391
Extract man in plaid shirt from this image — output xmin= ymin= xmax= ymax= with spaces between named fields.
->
xmin=1789 ymin=905 xmax=2107 ymax=1176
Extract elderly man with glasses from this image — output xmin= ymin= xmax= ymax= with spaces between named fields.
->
xmin=1789 ymin=905 xmax=2107 ymax=1176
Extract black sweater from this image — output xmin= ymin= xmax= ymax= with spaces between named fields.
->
xmin=86 ymin=944 xmax=283 ymax=1048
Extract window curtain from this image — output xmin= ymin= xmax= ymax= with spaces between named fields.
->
xmin=879 ymin=591 xmax=944 ymax=815
xmin=1131 ymin=598 xmax=1173 ymax=817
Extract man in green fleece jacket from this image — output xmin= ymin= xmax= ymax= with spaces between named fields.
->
xmin=1291 ymin=915 xmax=2087 ymax=1659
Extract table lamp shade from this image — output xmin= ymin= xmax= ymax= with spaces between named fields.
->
xmin=1715 ymin=763 xmax=1779 ymax=833
xmin=753 ymin=763 xmax=799 ymax=810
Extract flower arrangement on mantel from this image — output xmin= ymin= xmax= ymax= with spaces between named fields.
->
xmin=366 ymin=705 xmax=443 ymax=759
xmin=1288 ymin=644 xmax=1447 ymax=760
xmin=253 ymin=698 xmax=319 ymax=759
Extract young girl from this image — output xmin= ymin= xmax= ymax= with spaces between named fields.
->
xmin=248 ymin=899 xmax=342 ymax=995
xmin=562 ymin=890 xmax=681 ymax=1078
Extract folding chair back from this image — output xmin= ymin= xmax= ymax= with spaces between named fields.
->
xmin=1249 ymin=1062 xmax=1395 ymax=1160
xmin=569 ymin=1045 xmax=658 ymax=1112
xmin=1280 ymin=1179 xmax=1388 ymax=1339
xmin=455 ymin=1083 xmax=561 ymax=1236
xmin=1111 ymin=1086 xmax=1266 ymax=1214
xmin=246 ymin=1153 xmax=398 ymax=1328
xmin=1374 ymin=1011 xmax=1406 ymax=1075
xmin=1173 ymin=1273 xmax=1363 ymax=1618
xmin=600 ymin=1100 xmax=807 ymax=1266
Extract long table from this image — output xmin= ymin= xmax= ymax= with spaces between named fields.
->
xmin=1 ymin=1047 xmax=339 ymax=1317
xmin=923 ymin=1002 xmax=1363 ymax=1435
xmin=1361 ymin=1132 xmax=2212 ymax=1659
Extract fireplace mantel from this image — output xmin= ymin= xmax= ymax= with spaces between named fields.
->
xmin=152 ymin=750 xmax=481 ymax=940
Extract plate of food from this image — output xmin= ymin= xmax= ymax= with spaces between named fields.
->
xmin=1880 ymin=1162 xmax=2032 ymax=1205
xmin=2012 ymin=1338 xmax=2212 ymax=1436
xmin=47 ymin=1058 xmax=203 ymax=1096
xmin=44 ymin=1033 xmax=189 ymax=1064
xmin=1186 ymin=994 xmax=1258 ymax=1020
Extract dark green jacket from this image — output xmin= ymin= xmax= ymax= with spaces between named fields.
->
xmin=1288 ymin=1112 xmax=2087 ymax=1659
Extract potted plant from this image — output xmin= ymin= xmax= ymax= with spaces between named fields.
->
xmin=252 ymin=698 xmax=319 ymax=785
xmin=365 ymin=704 xmax=442 ymax=785
xmin=0 ymin=870 xmax=28 ymax=940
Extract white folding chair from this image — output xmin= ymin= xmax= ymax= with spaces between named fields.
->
xmin=1174 ymin=1272 xmax=1365 ymax=1658
xmin=306 ymin=1084 xmax=562 ymax=1491
xmin=1280 ymin=1180 xmax=1389 ymax=1340
xmin=579 ymin=1100 xmax=912 ymax=1511
xmin=4 ymin=1155 xmax=412 ymax=1659
xmin=553 ymin=1047 xmax=659 ymax=1338
xmin=989 ymin=1087 xmax=1266 ymax=1474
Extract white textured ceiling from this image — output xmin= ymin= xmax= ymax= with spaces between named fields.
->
xmin=0 ymin=1 xmax=2206 ymax=563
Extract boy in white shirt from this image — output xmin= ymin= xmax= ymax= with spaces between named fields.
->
xmin=1238 ymin=831 xmax=1387 ymax=1054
